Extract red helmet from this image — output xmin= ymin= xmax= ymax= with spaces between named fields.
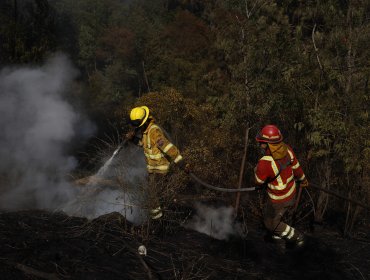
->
xmin=256 ymin=125 xmax=283 ymax=143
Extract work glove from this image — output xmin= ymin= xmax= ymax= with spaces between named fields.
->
xmin=299 ymin=178 xmax=309 ymax=188
xmin=125 ymin=130 xmax=135 ymax=141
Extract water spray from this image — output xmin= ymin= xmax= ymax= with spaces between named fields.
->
xmin=95 ymin=139 xmax=128 ymax=178
xmin=113 ymin=139 xmax=128 ymax=157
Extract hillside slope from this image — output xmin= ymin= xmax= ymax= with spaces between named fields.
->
xmin=0 ymin=210 xmax=368 ymax=280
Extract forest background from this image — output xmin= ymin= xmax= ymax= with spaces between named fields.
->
xmin=0 ymin=0 xmax=369 ymax=236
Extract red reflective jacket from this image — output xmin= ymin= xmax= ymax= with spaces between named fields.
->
xmin=254 ymin=144 xmax=306 ymax=203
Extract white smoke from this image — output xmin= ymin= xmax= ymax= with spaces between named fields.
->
xmin=0 ymin=54 xmax=94 ymax=210
xmin=64 ymin=144 xmax=148 ymax=224
xmin=0 ymin=54 xmax=150 ymax=225
xmin=185 ymin=203 xmax=240 ymax=240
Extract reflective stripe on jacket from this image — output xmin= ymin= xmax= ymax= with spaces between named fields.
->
xmin=142 ymin=121 xmax=183 ymax=174
xmin=255 ymin=146 xmax=306 ymax=203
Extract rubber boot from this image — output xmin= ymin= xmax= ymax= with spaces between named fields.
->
xmin=285 ymin=231 xmax=305 ymax=249
xmin=279 ymin=225 xmax=306 ymax=249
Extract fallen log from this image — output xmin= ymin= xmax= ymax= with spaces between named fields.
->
xmin=73 ymin=176 xmax=120 ymax=188
xmin=2 ymin=260 xmax=60 ymax=280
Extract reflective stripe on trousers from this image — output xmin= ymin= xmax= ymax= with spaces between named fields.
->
xmin=150 ymin=206 xmax=163 ymax=219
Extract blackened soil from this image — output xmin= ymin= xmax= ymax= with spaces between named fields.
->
xmin=0 ymin=210 xmax=368 ymax=280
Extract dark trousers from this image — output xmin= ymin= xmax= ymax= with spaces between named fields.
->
xmin=147 ymin=173 xmax=167 ymax=219
xmin=263 ymin=198 xmax=294 ymax=235
xmin=263 ymin=197 xmax=304 ymax=242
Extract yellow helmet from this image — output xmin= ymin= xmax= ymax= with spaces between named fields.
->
xmin=129 ymin=106 xmax=150 ymax=127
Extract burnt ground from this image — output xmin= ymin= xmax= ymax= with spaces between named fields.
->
xmin=0 ymin=209 xmax=369 ymax=280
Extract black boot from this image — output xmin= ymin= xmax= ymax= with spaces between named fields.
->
xmin=286 ymin=232 xmax=305 ymax=250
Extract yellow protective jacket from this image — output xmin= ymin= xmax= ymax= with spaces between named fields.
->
xmin=140 ymin=120 xmax=183 ymax=174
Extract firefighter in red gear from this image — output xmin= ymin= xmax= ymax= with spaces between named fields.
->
xmin=126 ymin=106 xmax=189 ymax=220
xmin=254 ymin=125 xmax=309 ymax=248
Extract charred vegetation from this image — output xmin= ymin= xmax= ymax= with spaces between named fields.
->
xmin=0 ymin=209 xmax=368 ymax=280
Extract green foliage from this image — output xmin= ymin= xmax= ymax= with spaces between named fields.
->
xmin=125 ymin=89 xmax=238 ymax=187
xmin=0 ymin=0 xmax=57 ymax=63
xmin=1 ymin=0 xmax=369 ymax=222
xmin=144 ymin=9 xmax=214 ymax=98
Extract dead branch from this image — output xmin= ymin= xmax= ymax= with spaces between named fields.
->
xmin=310 ymin=184 xmax=370 ymax=211
xmin=312 ymin=23 xmax=323 ymax=71
xmin=73 ymin=176 xmax=120 ymax=188
xmin=142 ymin=60 xmax=151 ymax=93
xmin=245 ymin=0 xmax=267 ymax=19
xmin=7 ymin=261 xmax=60 ymax=280
xmin=234 ymin=125 xmax=252 ymax=217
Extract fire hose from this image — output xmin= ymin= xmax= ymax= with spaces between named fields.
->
xmin=309 ymin=183 xmax=370 ymax=211
xmin=118 ymin=138 xmax=368 ymax=210
xmin=189 ymin=172 xmax=370 ymax=211
xmin=113 ymin=139 xmax=128 ymax=157
xmin=189 ymin=173 xmax=256 ymax=192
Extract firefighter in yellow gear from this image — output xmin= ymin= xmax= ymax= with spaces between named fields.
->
xmin=126 ymin=106 xmax=188 ymax=220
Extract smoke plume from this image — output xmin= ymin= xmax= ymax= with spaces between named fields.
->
xmin=0 ymin=54 xmax=150 ymax=225
xmin=64 ymin=144 xmax=148 ymax=224
xmin=0 ymin=54 xmax=94 ymax=210
xmin=185 ymin=203 xmax=242 ymax=240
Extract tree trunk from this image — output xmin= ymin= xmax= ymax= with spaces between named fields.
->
xmin=314 ymin=158 xmax=331 ymax=222
xmin=234 ymin=125 xmax=251 ymax=217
